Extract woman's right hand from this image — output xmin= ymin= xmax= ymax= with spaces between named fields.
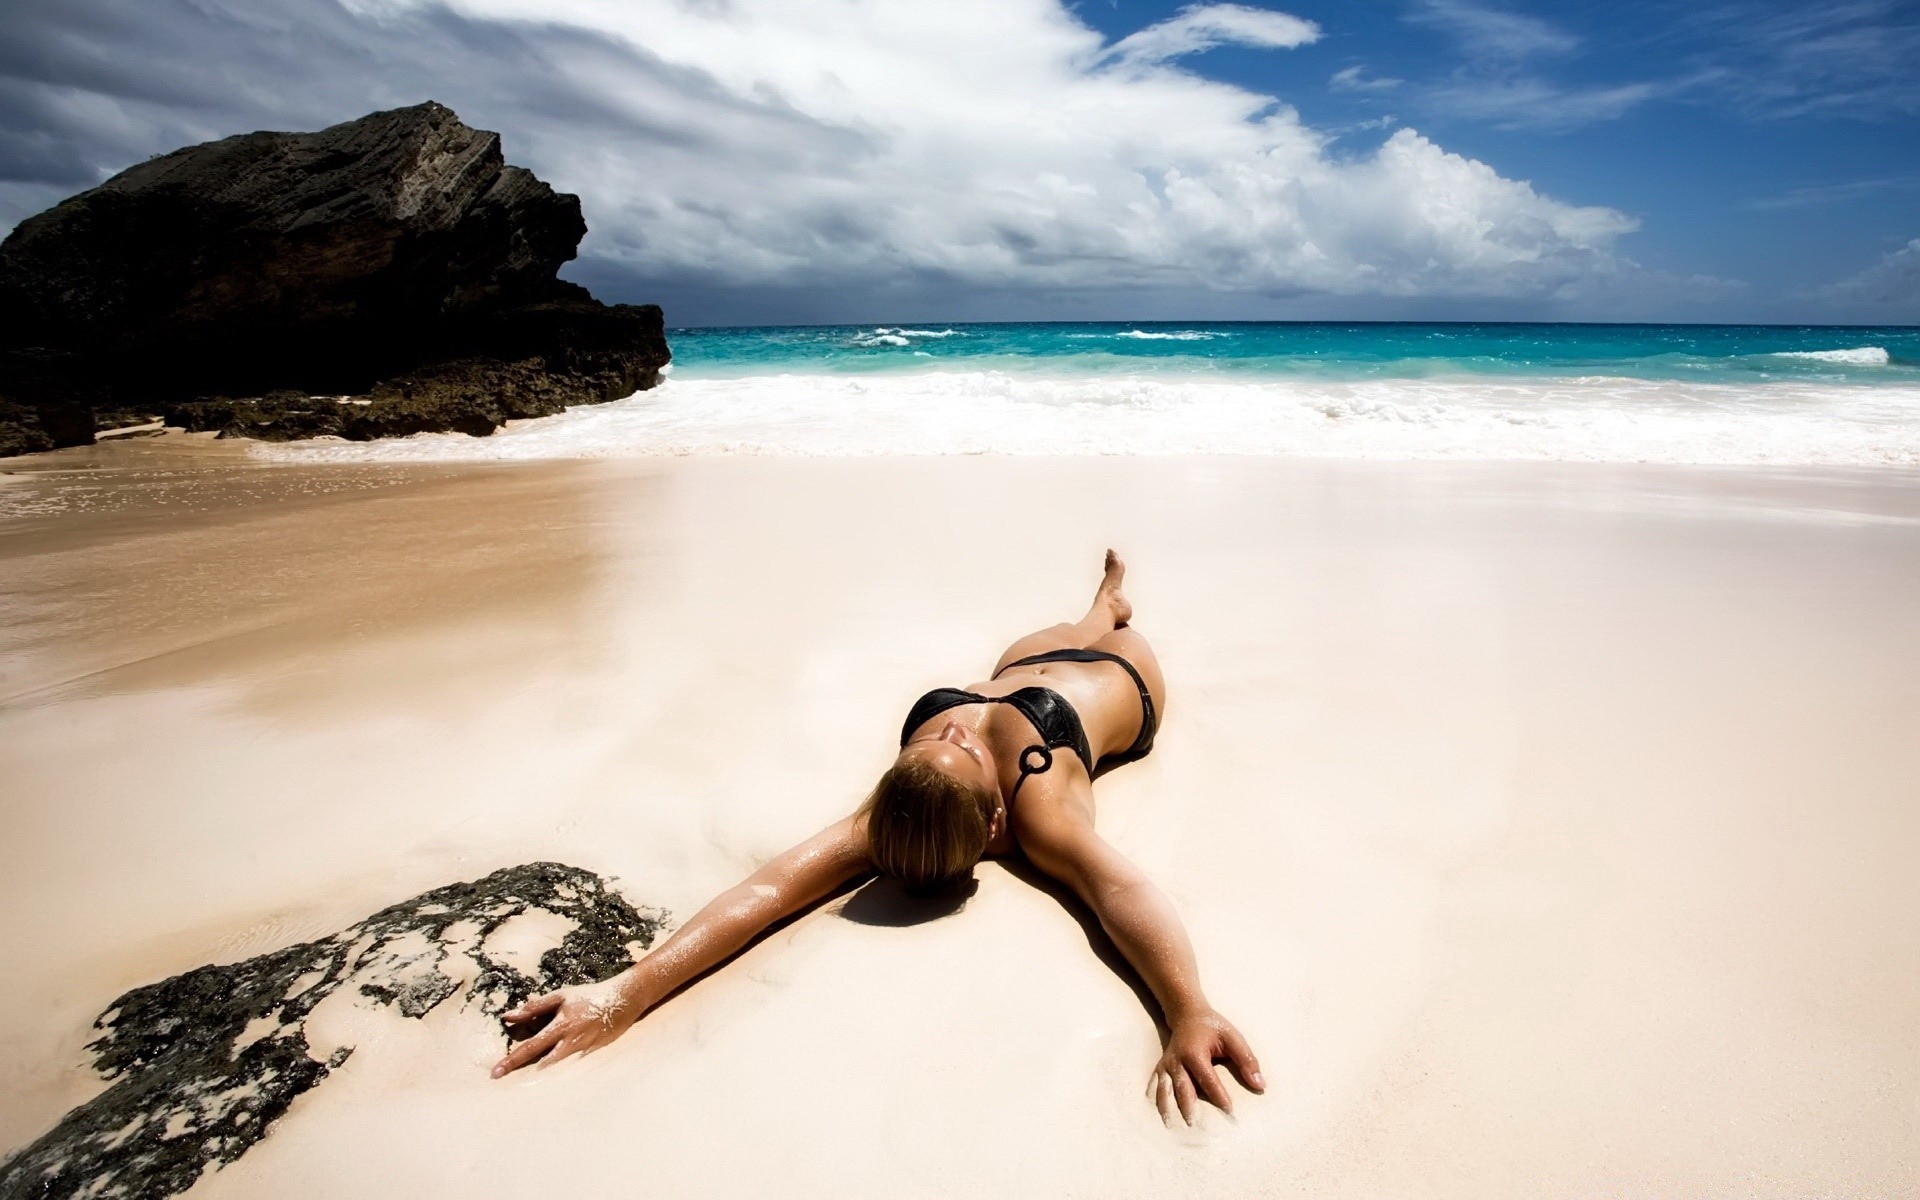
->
xmin=491 ymin=974 xmax=646 ymax=1077
xmin=1149 ymin=1008 xmax=1264 ymax=1124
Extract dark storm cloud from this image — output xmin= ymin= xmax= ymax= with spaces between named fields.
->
xmin=0 ymin=0 xmax=1701 ymax=321
xmin=0 ymin=0 xmax=864 ymax=200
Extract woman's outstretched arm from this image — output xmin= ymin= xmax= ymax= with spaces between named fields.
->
xmin=1013 ymin=792 xmax=1264 ymax=1124
xmin=491 ymin=815 xmax=872 ymax=1077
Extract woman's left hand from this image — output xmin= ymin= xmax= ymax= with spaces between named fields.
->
xmin=490 ymin=975 xmax=644 ymax=1077
xmin=1148 ymin=1009 xmax=1265 ymax=1124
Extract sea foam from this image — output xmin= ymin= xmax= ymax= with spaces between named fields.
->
xmin=1058 ymin=329 xmax=1222 ymax=340
xmin=850 ymin=326 xmax=963 ymax=347
xmin=259 ymin=369 xmax=1920 ymax=466
xmin=1772 ymin=346 xmax=1890 ymax=365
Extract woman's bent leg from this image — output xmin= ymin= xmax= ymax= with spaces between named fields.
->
xmin=993 ymin=551 xmax=1132 ymax=676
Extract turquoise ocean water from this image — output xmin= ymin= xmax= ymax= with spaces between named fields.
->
xmin=271 ymin=322 xmax=1920 ymax=464
xmin=670 ymin=322 xmax=1920 ymax=384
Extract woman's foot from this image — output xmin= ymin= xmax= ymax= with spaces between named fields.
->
xmin=1098 ymin=549 xmax=1132 ymax=628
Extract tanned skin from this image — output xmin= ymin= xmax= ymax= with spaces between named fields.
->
xmin=492 ymin=551 xmax=1263 ymax=1125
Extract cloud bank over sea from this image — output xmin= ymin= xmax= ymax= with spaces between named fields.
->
xmin=1830 ymin=238 xmax=1920 ymax=319
xmin=0 ymin=0 xmax=1696 ymax=323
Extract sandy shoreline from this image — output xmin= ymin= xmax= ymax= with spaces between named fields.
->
xmin=3 ymin=441 xmax=1917 ymax=1197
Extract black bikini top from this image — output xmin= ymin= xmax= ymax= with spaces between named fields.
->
xmin=899 ymin=685 xmax=1092 ymax=800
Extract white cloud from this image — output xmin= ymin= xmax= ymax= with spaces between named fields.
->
xmin=1391 ymin=2 xmax=1917 ymax=136
xmin=1398 ymin=0 xmax=1679 ymax=131
xmin=1830 ymin=238 xmax=1920 ymax=313
xmin=0 ymin=0 xmax=1648 ymax=316
xmin=415 ymin=0 xmax=1632 ymax=300
xmin=1688 ymin=0 xmax=1920 ymax=120
xmin=1741 ymin=177 xmax=1916 ymax=212
xmin=1409 ymin=0 xmax=1578 ymax=60
xmin=1106 ymin=3 xmax=1320 ymax=66
xmin=1329 ymin=65 xmax=1402 ymax=92
xmin=1423 ymin=77 xmax=1667 ymax=130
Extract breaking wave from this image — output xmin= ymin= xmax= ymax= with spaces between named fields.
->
xmin=1063 ymin=329 xmax=1223 ymax=341
xmin=849 ymin=326 xmax=963 ymax=347
xmin=1771 ymin=346 xmax=1890 ymax=365
xmin=258 ymin=369 xmax=1920 ymax=466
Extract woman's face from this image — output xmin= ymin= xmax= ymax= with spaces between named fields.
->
xmin=901 ymin=718 xmax=998 ymax=797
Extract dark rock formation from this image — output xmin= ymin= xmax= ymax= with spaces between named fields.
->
xmin=0 ymin=350 xmax=103 ymax=456
xmin=0 ymin=102 xmax=668 ymax=454
xmin=0 ymin=863 xmax=667 ymax=1200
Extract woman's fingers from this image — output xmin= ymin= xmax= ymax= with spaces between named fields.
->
xmin=1148 ymin=1023 xmax=1265 ymax=1124
xmin=1151 ymin=1070 xmax=1173 ymax=1123
xmin=503 ymin=992 xmax=563 ymax=1025
xmin=1186 ymin=1054 xmax=1232 ymax=1115
xmin=1171 ymin=1064 xmax=1197 ymax=1125
xmin=543 ymin=1029 xmax=599 ymax=1068
xmin=492 ymin=1025 xmax=563 ymax=1077
xmin=1220 ymin=1026 xmax=1265 ymax=1093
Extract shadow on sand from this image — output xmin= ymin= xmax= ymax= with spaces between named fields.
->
xmin=836 ymin=874 xmax=978 ymax=926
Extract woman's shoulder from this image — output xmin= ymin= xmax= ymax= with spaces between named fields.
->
xmin=1006 ymin=760 xmax=1095 ymax=836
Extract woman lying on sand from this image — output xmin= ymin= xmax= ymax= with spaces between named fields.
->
xmin=492 ymin=551 xmax=1263 ymax=1123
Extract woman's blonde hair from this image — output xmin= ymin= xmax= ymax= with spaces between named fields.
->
xmin=859 ymin=755 xmax=996 ymax=892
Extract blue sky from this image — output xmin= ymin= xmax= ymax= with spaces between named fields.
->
xmin=1 ymin=0 xmax=1915 ymax=324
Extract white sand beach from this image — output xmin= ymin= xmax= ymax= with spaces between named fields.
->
xmin=2 ymin=441 xmax=1917 ymax=1197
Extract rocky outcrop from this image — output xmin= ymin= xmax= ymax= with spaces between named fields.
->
xmin=0 ymin=349 xmax=102 ymax=455
xmin=0 ymin=102 xmax=668 ymax=453
xmin=0 ymin=863 xmax=667 ymax=1200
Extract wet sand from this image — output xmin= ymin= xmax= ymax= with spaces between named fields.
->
xmin=2 ymin=441 xmax=1917 ymax=1197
